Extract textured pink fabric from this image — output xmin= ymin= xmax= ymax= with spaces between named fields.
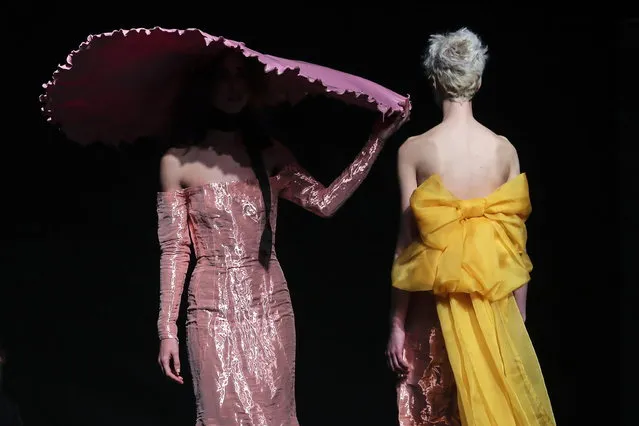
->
xmin=396 ymin=293 xmax=460 ymax=426
xmin=40 ymin=27 xmax=410 ymax=145
xmin=156 ymin=137 xmax=385 ymax=425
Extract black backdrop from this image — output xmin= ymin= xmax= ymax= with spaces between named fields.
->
xmin=2 ymin=5 xmax=626 ymax=426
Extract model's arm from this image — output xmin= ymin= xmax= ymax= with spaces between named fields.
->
xmin=508 ymin=146 xmax=528 ymax=322
xmin=390 ymin=141 xmax=419 ymax=332
xmin=157 ymin=152 xmax=192 ymax=342
xmin=276 ymin=113 xmax=409 ymax=218
xmin=386 ymin=140 xmax=419 ymax=374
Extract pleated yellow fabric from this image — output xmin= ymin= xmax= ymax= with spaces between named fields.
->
xmin=392 ymin=173 xmax=555 ymax=426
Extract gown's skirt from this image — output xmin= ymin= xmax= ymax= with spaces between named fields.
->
xmin=397 ymin=292 xmax=460 ymax=426
xmin=186 ymin=258 xmax=298 ymax=426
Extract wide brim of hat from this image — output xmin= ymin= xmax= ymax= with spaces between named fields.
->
xmin=40 ymin=27 xmax=411 ymax=145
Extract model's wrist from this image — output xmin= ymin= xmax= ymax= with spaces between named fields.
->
xmin=390 ymin=317 xmax=405 ymax=330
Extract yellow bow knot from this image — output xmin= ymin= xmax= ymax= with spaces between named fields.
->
xmin=458 ymin=198 xmax=486 ymax=219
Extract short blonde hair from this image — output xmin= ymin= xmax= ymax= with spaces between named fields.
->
xmin=423 ymin=27 xmax=488 ymax=101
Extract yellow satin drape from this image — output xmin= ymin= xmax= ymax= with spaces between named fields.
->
xmin=392 ymin=174 xmax=555 ymax=426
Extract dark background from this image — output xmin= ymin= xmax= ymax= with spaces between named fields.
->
xmin=1 ymin=5 xmax=627 ymax=426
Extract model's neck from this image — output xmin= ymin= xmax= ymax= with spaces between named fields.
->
xmin=441 ymin=98 xmax=474 ymax=123
xmin=208 ymin=106 xmax=245 ymax=131
xmin=196 ymin=107 xmax=245 ymax=146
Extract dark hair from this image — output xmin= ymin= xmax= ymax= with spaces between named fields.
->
xmin=243 ymin=119 xmax=273 ymax=269
xmin=169 ymin=50 xmax=274 ymax=269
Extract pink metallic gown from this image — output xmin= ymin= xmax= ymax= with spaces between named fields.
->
xmin=397 ymin=292 xmax=460 ymax=426
xmin=156 ymin=137 xmax=383 ymax=426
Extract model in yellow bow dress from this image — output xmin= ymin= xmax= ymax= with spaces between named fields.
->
xmin=385 ymin=28 xmax=556 ymax=426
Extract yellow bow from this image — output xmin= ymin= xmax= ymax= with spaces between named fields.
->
xmin=392 ymin=173 xmax=532 ymax=300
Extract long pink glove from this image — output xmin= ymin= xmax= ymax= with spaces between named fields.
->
xmin=277 ymin=112 xmax=409 ymax=217
xmin=156 ymin=191 xmax=192 ymax=341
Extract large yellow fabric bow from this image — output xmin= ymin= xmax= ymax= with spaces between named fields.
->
xmin=392 ymin=173 xmax=532 ymax=298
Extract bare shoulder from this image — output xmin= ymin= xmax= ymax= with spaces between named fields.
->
xmin=161 ymin=147 xmax=188 ymax=164
xmin=495 ymin=134 xmax=515 ymax=151
xmin=494 ymin=134 xmax=521 ymax=177
xmin=398 ymin=135 xmax=419 ymax=158
xmin=494 ymin=134 xmax=518 ymax=162
xmin=160 ymin=148 xmax=187 ymax=191
xmin=398 ymin=129 xmax=438 ymax=162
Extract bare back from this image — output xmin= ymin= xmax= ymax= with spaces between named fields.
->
xmin=406 ymin=120 xmax=519 ymax=200
xmin=394 ymin=118 xmax=520 ymax=254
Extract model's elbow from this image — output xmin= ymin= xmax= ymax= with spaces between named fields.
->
xmin=316 ymin=207 xmax=338 ymax=219
xmin=315 ymin=199 xmax=348 ymax=218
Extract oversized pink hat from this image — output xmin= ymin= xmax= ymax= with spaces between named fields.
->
xmin=40 ymin=27 xmax=411 ymax=145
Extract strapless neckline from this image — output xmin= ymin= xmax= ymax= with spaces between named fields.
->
xmin=157 ymin=175 xmax=280 ymax=196
xmin=181 ymin=175 xmax=279 ymax=195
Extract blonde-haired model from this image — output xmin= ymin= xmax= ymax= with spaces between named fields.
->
xmin=386 ymin=28 xmax=556 ymax=426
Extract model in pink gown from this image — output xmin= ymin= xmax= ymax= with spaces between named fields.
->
xmin=157 ymin=136 xmax=384 ymax=425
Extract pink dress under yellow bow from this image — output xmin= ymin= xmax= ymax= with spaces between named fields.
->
xmin=156 ymin=138 xmax=383 ymax=426
xmin=392 ymin=173 xmax=556 ymax=426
